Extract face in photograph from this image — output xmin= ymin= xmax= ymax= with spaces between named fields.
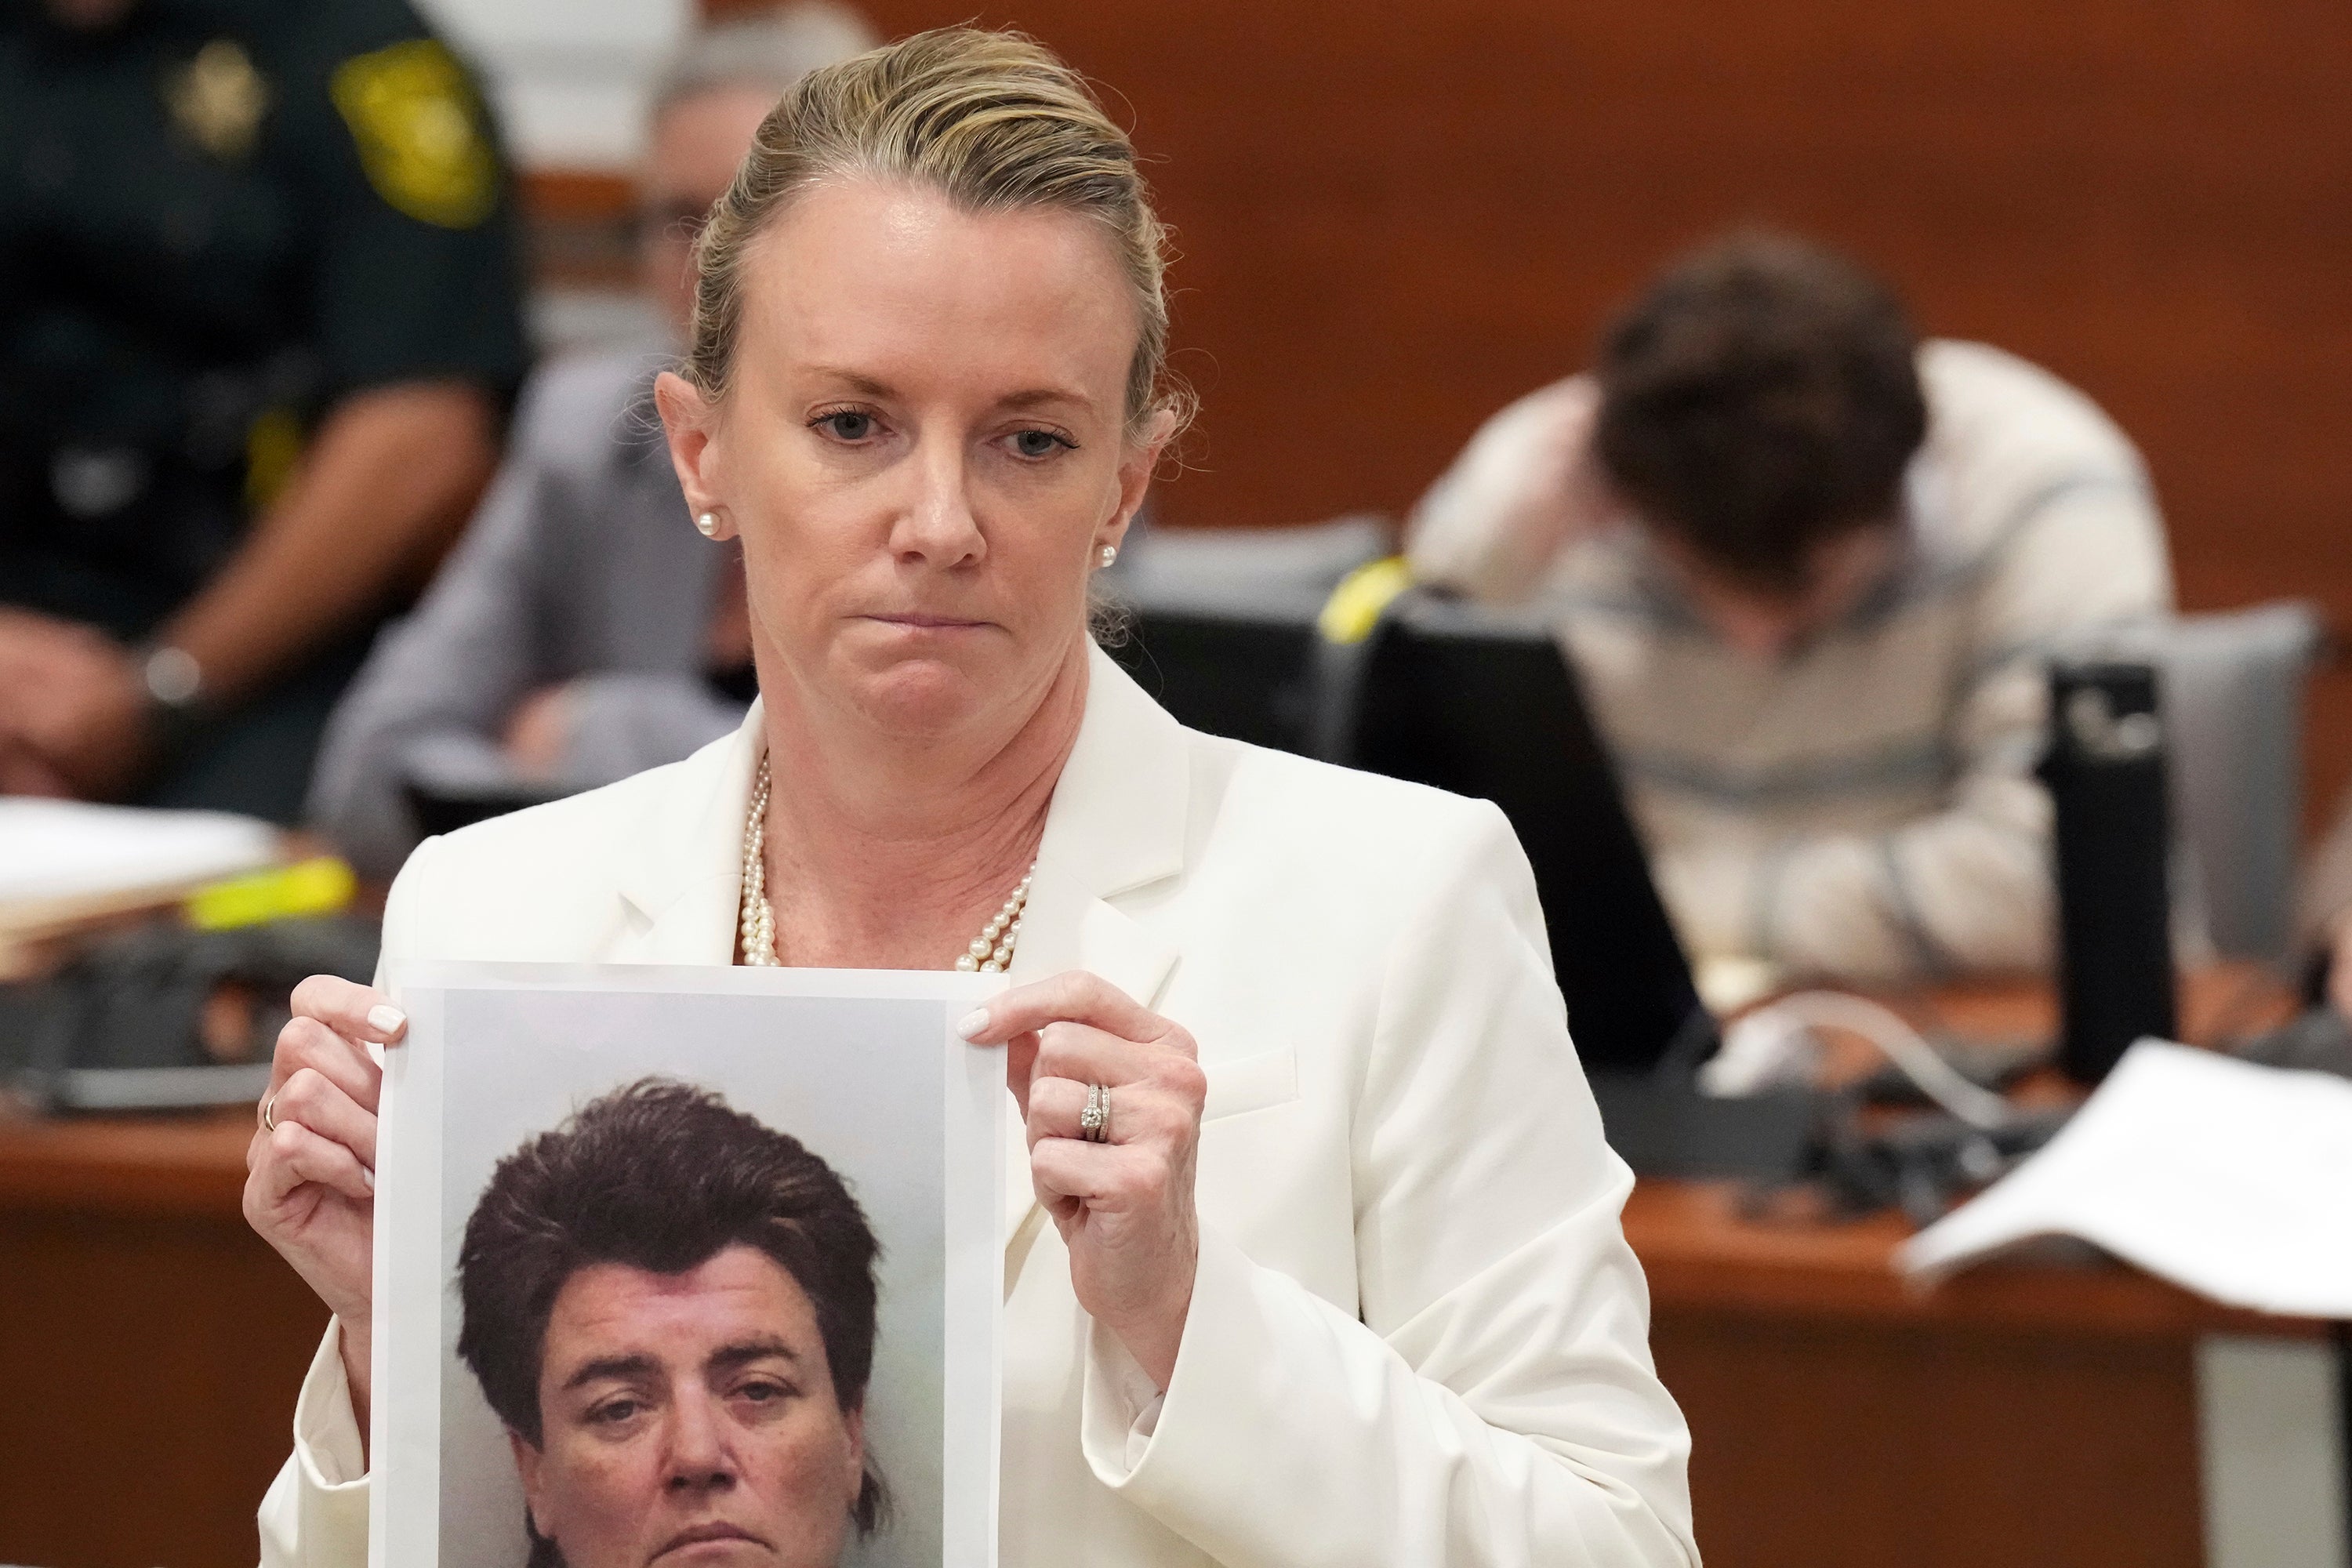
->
xmin=457 ymin=1080 xmax=887 ymax=1568
xmin=515 ymin=1244 xmax=866 ymax=1568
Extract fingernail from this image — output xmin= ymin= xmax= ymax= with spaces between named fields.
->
xmin=368 ymin=1005 xmax=406 ymax=1035
xmin=956 ymin=1008 xmax=990 ymax=1041
xmin=361 ymin=1167 xmax=376 ymax=1192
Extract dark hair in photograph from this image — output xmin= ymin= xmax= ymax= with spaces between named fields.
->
xmin=1593 ymin=229 xmax=1929 ymax=594
xmin=456 ymin=1077 xmax=887 ymax=1551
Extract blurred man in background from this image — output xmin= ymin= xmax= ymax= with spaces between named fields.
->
xmin=307 ymin=3 xmax=876 ymax=880
xmin=1408 ymin=231 xmax=2174 ymax=985
xmin=0 ymin=0 xmax=527 ymax=821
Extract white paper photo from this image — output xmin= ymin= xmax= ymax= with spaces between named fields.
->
xmin=370 ymin=963 xmax=1004 ymax=1568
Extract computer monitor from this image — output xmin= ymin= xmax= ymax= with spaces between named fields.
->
xmin=403 ymin=778 xmax=565 ymax=842
xmin=1103 ymin=604 xmax=1325 ymax=755
xmin=1098 ymin=518 xmax=1389 ymax=756
xmin=1317 ymin=591 xmax=1712 ymax=1076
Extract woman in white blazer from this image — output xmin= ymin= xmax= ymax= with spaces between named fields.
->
xmin=245 ymin=27 xmax=1697 ymax=1568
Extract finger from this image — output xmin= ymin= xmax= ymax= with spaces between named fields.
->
xmin=256 ymin=1120 xmax=376 ymax=1209
xmin=1028 ymin=1136 xmax=1158 ymax=1210
xmin=1029 ymin=1075 xmax=1189 ymax=1150
xmin=267 ymin=1014 xmax=384 ymax=1109
xmin=1033 ymin=1020 xmax=1163 ymax=1090
xmin=289 ymin=975 xmax=407 ymax=1047
xmin=270 ymin=1065 xmax=380 ymax=1171
xmin=1027 ymin=1074 xmax=1088 ymax=1141
xmin=1033 ymin=1018 xmax=1205 ymax=1117
xmin=957 ymin=971 xmax=1186 ymax=1054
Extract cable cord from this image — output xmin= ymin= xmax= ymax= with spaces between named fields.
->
xmin=1704 ymin=990 xmax=2017 ymax=1131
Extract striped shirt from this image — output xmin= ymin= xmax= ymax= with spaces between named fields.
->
xmin=1406 ymin=339 xmax=2175 ymax=983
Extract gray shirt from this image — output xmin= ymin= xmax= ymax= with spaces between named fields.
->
xmin=307 ymin=348 xmax=744 ymax=880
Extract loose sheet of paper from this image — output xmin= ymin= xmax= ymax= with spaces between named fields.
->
xmin=1900 ymin=1040 xmax=2352 ymax=1317
xmin=0 ymin=797 xmax=276 ymax=906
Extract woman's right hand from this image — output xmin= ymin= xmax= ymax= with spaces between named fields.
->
xmin=243 ymin=974 xmax=407 ymax=1420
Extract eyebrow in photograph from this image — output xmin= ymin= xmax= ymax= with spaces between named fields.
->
xmin=707 ymin=1338 xmax=801 ymax=1377
xmin=563 ymin=1352 xmax=662 ymax=1392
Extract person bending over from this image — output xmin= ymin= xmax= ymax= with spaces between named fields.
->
xmin=458 ymin=1079 xmax=884 ymax=1568
xmin=1407 ymin=231 xmax=2174 ymax=984
xmin=309 ymin=3 xmax=876 ymax=879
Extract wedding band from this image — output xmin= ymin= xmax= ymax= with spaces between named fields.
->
xmin=1080 ymin=1082 xmax=1110 ymax=1144
xmin=260 ymin=1090 xmax=278 ymax=1134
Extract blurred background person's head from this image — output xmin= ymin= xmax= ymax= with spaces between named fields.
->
xmin=457 ymin=1079 xmax=886 ymax=1568
xmin=641 ymin=4 xmax=880 ymax=339
xmin=1594 ymin=231 xmax=1929 ymax=660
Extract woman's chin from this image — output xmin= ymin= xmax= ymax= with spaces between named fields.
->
xmin=839 ymin=657 xmax=999 ymax=738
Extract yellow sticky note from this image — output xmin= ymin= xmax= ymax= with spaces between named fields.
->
xmin=1317 ymin=555 xmax=1414 ymax=645
xmin=185 ymin=857 xmax=358 ymax=931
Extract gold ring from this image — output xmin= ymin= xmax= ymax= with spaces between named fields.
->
xmin=260 ymin=1090 xmax=278 ymax=1134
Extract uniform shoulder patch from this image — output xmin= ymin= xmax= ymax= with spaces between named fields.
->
xmin=328 ymin=38 xmax=497 ymax=230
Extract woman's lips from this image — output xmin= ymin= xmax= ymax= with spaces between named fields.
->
xmin=866 ymin=612 xmax=990 ymax=630
xmin=654 ymin=1519 xmax=767 ymax=1557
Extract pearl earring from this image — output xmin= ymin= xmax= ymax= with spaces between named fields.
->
xmin=695 ymin=510 xmax=720 ymax=537
xmin=1098 ymin=543 xmax=1119 ymax=568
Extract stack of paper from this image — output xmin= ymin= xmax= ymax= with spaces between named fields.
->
xmin=0 ymin=798 xmax=279 ymax=977
xmin=1900 ymin=1040 xmax=2352 ymax=1318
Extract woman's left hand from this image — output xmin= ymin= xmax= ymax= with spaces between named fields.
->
xmin=962 ymin=971 xmax=1206 ymax=1389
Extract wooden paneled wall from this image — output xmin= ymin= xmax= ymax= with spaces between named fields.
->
xmin=707 ymin=0 xmax=2352 ymax=821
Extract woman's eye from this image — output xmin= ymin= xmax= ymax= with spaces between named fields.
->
xmin=1010 ymin=429 xmax=1073 ymax=459
xmin=815 ymin=411 xmax=875 ymax=441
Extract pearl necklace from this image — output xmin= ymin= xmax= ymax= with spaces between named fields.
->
xmin=737 ymin=752 xmax=1035 ymax=972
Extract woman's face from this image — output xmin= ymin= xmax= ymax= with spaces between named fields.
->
xmin=658 ymin=178 xmax=1167 ymax=745
xmin=513 ymin=1245 xmax=866 ymax=1568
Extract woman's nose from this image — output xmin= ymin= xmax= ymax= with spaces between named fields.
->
xmin=662 ymin=1389 xmax=739 ymax=1490
xmin=888 ymin=443 xmax=985 ymax=567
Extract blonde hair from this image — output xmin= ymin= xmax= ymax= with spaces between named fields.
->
xmin=684 ymin=27 xmax=1185 ymax=440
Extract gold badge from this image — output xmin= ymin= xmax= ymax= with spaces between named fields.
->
xmin=329 ymin=38 xmax=496 ymax=230
xmin=166 ymin=38 xmax=270 ymax=162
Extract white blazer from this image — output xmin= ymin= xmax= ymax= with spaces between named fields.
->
xmin=259 ymin=647 xmax=1697 ymax=1568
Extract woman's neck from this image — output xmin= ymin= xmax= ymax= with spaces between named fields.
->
xmin=753 ymin=641 xmax=1089 ymax=970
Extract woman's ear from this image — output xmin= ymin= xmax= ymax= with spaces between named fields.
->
xmin=507 ymin=1428 xmax=554 ymax=1539
xmin=654 ymin=369 xmax=734 ymax=538
xmin=1106 ymin=406 xmax=1179 ymax=550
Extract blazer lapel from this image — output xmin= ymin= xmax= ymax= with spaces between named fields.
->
xmin=1000 ymin=646 xmax=1193 ymax=1247
xmin=606 ymin=705 xmax=765 ymax=967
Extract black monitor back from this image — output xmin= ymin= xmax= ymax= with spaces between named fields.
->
xmin=1103 ymin=606 xmax=1323 ymax=755
xmin=1320 ymin=595 xmax=1709 ymax=1074
xmin=403 ymin=779 xmax=564 ymax=841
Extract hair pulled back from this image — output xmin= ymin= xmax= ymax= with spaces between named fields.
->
xmin=684 ymin=26 xmax=1185 ymax=438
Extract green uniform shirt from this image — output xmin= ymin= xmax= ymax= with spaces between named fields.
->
xmin=0 ymin=0 xmax=528 ymax=639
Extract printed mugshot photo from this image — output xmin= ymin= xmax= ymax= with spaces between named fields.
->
xmin=369 ymin=966 xmax=1002 ymax=1568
